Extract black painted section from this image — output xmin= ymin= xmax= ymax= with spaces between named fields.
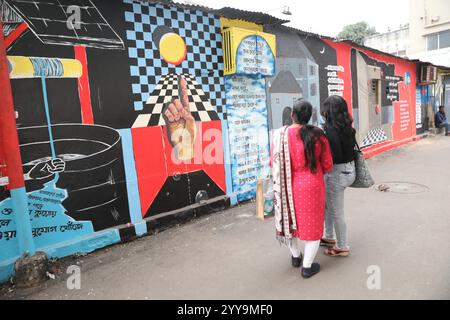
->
xmin=358 ymin=51 xmax=403 ymax=107
xmin=119 ymin=225 xmax=137 ymax=243
xmin=147 ymin=170 xmax=226 ymax=218
xmin=146 ymin=196 xmax=230 ymax=235
xmin=351 ymin=49 xmax=359 ymax=110
xmin=301 ymin=37 xmax=338 ymax=112
xmin=17 ymin=124 xmax=131 ymax=231
xmin=86 ymin=0 xmax=136 ymax=129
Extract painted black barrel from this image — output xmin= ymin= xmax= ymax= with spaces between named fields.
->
xmin=17 ymin=124 xmax=131 ymax=231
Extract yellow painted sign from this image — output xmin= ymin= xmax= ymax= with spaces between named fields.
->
xmin=221 ymin=27 xmax=276 ymax=76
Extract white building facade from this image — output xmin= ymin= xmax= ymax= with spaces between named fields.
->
xmin=364 ymin=27 xmax=409 ymax=58
xmin=408 ymin=0 xmax=450 ymax=68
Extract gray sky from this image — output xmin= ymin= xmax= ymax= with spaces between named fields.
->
xmin=187 ymin=0 xmax=410 ymax=37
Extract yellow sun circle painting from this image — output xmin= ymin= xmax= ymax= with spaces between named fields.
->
xmin=159 ymin=32 xmax=187 ymax=66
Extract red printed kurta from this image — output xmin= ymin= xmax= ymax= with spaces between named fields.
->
xmin=287 ymin=127 xmax=333 ymax=240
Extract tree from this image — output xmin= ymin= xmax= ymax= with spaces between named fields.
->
xmin=337 ymin=21 xmax=378 ymax=45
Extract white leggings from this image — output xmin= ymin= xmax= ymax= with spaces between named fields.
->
xmin=288 ymin=238 xmax=320 ymax=268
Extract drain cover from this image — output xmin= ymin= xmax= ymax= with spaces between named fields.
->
xmin=376 ymin=182 xmax=429 ymax=194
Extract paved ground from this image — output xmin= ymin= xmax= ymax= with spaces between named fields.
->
xmin=1 ymin=134 xmax=450 ymax=300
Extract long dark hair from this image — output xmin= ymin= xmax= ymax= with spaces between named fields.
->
xmin=292 ymin=99 xmax=324 ymax=173
xmin=323 ymin=95 xmax=356 ymax=144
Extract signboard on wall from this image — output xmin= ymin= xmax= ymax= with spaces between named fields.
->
xmin=445 ymin=76 xmax=450 ymax=115
xmin=226 ymin=75 xmax=270 ymax=201
xmin=416 ymin=87 xmax=422 ymax=129
xmin=222 ymin=27 xmax=276 ymax=76
xmin=236 ymin=35 xmax=275 ymax=76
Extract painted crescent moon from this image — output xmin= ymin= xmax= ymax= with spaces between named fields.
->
xmin=320 ymin=47 xmax=325 ymax=54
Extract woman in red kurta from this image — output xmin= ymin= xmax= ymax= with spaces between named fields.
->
xmin=289 ymin=124 xmax=333 ymax=241
xmin=271 ymin=99 xmax=333 ymax=278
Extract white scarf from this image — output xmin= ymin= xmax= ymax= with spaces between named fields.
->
xmin=272 ymin=126 xmax=297 ymax=245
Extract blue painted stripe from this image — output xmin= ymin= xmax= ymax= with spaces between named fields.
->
xmin=10 ymin=187 xmax=35 ymax=256
xmin=134 ymin=221 xmax=147 ymax=237
xmin=221 ymin=119 xmax=237 ymax=206
xmin=1 ymin=229 xmax=122 ymax=284
xmin=41 ymin=229 xmax=121 ymax=258
xmin=41 ymin=77 xmax=56 ymax=159
xmin=0 ymin=256 xmax=17 ymax=283
xmin=118 ymin=129 xmax=147 ymax=236
xmin=41 ymin=77 xmax=59 ymax=183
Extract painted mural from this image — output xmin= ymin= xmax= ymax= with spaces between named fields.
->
xmin=265 ymin=28 xmax=337 ymax=129
xmin=0 ymin=0 xmax=131 ymax=265
xmin=265 ymin=26 xmax=417 ymax=154
xmin=225 ymin=75 xmax=270 ymax=201
xmin=235 ymin=34 xmax=275 ymax=76
xmin=123 ymin=0 xmax=227 ymax=216
xmin=349 ymin=48 xmax=416 ymax=147
xmin=0 ymin=0 xmax=228 ymax=271
xmin=0 ymin=0 xmax=420 ymax=282
xmin=221 ymin=24 xmax=274 ymax=201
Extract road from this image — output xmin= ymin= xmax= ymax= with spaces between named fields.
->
xmin=2 ymin=134 xmax=450 ymax=300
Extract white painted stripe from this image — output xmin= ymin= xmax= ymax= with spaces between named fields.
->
xmin=132 ymin=114 xmax=151 ymax=128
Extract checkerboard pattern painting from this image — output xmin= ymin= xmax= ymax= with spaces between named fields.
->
xmin=123 ymin=0 xmax=227 ymax=121
xmin=132 ymin=74 xmax=220 ymax=127
xmin=361 ymin=127 xmax=388 ymax=148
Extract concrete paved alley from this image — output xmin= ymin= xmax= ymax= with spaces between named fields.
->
xmin=2 ymin=135 xmax=450 ymax=300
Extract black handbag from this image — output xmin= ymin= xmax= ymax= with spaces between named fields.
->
xmin=350 ymin=141 xmax=375 ymax=188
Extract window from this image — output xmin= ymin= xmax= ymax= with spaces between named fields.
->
xmin=298 ymin=64 xmax=304 ymax=77
xmin=310 ymin=83 xmax=317 ymax=96
xmin=426 ymin=30 xmax=450 ymax=51
xmin=309 ymin=65 xmax=315 ymax=76
xmin=440 ymin=30 xmax=450 ymax=49
xmin=427 ymin=33 xmax=438 ymax=50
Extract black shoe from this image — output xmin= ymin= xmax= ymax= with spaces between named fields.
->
xmin=301 ymin=263 xmax=321 ymax=278
xmin=291 ymin=254 xmax=303 ymax=268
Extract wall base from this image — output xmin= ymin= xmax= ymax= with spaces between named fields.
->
xmin=0 ymin=229 xmax=120 ymax=283
xmin=363 ymin=134 xmax=428 ymax=159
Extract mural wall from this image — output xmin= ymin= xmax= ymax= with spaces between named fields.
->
xmin=222 ymin=23 xmax=275 ymax=201
xmin=123 ymin=0 xmax=227 ymax=216
xmin=0 ymin=0 xmax=420 ymax=281
xmin=265 ymin=28 xmax=330 ymax=129
xmin=348 ymin=47 xmax=417 ymax=148
xmin=265 ymin=27 xmax=417 ymax=154
xmin=1 ymin=0 xmax=133 ymax=266
xmin=226 ymin=75 xmax=270 ymax=201
xmin=0 ymin=0 xmax=228 ymax=273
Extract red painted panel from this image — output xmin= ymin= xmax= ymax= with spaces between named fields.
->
xmin=132 ymin=126 xmax=168 ymax=217
xmin=323 ymin=40 xmax=354 ymax=114
xmin=0 ymin=21 xmax=25 ymax=189
xmin=132 ymin=121 xmax=226 ymax=215
xmin=74 ymin=46 xmax=94 ymax=124
xmin=4 ymin=22 xmax=28 ymax=48
xmin=323 ymin=41 xmax=418 ymax=150
xmin=201 ymin=120 xmax=226 ymax=193
xmin=354 ymin=47 xmax=417 ymax=141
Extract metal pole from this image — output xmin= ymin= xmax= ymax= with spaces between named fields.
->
xmin=0 ymin=21 xmax=35 ymax=256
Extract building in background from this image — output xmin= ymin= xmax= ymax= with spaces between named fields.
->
xmin=408 ymin=0 xmax=450 ymax=68
xmin=409 ymin=0 xmax=450 ymax=127
xmin=364 ymin=26 xmax=409 ymax=58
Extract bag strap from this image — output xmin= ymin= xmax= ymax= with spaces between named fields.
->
xmin=354 ymin=134 xmax=361 ymax=152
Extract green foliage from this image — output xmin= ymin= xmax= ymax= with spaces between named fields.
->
xmin=337 ymin=21 xmax=378 ymax=45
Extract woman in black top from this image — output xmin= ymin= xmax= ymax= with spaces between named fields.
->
xmin=321 ymin=95 xmax=356 ymax=257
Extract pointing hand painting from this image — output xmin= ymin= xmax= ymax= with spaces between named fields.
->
xmin=164 ymin=76 xmax=196 ymax=161
xmin=28 ymin=158 xmax=66 ymax=180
